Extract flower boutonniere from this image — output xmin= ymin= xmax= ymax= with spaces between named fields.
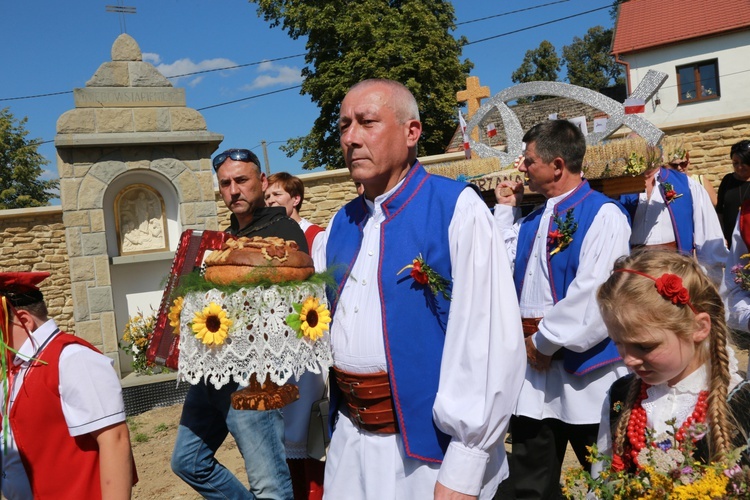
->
xmin=398 ymin=254 xmax=451 ymax=300
xmin=731 ymin=253 xmax=750 ymax=291
xmin=548 ymin=209 xmax=578 ymax=256
xmin=662 ymin=182 xmax=682 ymax=204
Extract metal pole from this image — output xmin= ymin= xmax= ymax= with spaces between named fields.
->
xmin=261 ymin=140 xmax=271 ymax=176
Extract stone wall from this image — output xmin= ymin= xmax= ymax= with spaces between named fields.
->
xmin=0 ymin=206 xmax=74 ymax=334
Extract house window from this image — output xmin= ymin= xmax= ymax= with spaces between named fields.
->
xmin=677 ymin=59 xmax=719 ymax=103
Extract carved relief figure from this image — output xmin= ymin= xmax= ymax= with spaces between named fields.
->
xmin=116 ymin=185 xmax=168 ymax=254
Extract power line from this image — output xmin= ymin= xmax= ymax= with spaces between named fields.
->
xmin=168 ymin=53 xmax=306 ymax=79
xmin=455 ymin=0 xmax=571 ymax=26
xmin=465 ymin=5 xmax=612 ymax=45
xmin=0 ymin=90 xmax=73 ymax=102
xmin=0 ymin=2 xmax=604 ymax=103
xmin=197 ymin=85 xmax=302 ymax=111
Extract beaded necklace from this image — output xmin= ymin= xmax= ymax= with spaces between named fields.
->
xmin=617 ymin=380 xmax=709 ymax=470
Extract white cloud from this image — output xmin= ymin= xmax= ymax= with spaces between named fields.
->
xmin=143 ymin=53 xmax=238 ymax=86
xmin=241 ymin=60 xmax=303 ymax=90
xmin=187 ymin=76 xmax=205 ymax=88
xmin=143 ymin=52 xmax=161 ymax=65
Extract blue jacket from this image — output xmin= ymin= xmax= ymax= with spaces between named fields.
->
xmin=514 ymin=180 xmax=625 ymax=375
xmin=620 ymin=166 xmax=694 ymax=253
xmin=326 ymin=163 xmax=471 ymax=463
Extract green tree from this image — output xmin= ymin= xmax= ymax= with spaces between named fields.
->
xmin=249 ymin=0 xmax=473 ymax=170
xmin=510 ymin=40 xmax=560 ymax=103
xmin=562 ymin=26 xmax=625 ymax=91
xmin=0 ymin=108 xmax=57 ymax=209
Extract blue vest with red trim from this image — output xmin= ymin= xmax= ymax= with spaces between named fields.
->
xmin=326 ymin=163 xmax=470 ymax=463
xmin=620 ymin=167 xmax=694 ymax=253
xmin=514 ymin=180 xmax=625 ymax=375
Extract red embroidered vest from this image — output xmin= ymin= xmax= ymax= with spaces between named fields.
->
xmin=10 ymin=333 xmax=104 ymax=499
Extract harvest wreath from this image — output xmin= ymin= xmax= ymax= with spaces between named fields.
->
xmin=171 ymin=236 xmax=333 ymax=411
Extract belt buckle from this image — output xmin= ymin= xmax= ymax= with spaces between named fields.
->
xmin=345 ymin=381 xmax=360 ymax=395
xmin=352 ymin=406 xmax=368 ymax=425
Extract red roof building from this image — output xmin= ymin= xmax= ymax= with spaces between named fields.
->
xmin=612 ymin=0 xmax=750 ymax=55
xmin=612 ymin=0 xmax=750 ymax=127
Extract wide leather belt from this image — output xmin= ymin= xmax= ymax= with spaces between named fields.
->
xmin=633 ymin=241 xmax=678 ymax=252
xmin=333 ymin=367 xmax=398 ymax=435
xmin=521 ymin=317 xmax=563 ymax=360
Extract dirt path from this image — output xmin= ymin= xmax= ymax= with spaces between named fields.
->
xmin=128 ymin=349 xmax=748 ymax=498
xmin=129 ymin=404 xmax=247 ymax=499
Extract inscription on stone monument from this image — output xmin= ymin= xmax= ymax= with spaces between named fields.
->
xmin=74 ymin=87 xmax=186 ymax=108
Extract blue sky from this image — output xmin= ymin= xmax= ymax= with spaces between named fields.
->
xmin=0 ymin=0 xmax=616 ymax=202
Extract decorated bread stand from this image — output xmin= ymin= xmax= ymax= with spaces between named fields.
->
xmin=172 ymin=236 xmax=333 ymax=411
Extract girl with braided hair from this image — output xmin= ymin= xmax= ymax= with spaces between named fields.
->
xmin=593 ymin=250 xmax=749 ymax=476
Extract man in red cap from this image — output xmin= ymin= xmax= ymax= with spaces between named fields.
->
xmin=0 ymin=271 xmax=136 ymax=500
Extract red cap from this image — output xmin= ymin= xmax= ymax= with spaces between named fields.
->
xmin=0 ymin=271 xmax=50 ymax=306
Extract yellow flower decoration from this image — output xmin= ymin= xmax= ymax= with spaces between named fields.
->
xmin=286 ymin=296 xmax=331 ymax=342
xmin=191 ymin=302 xmax=232 ymax=346
xmin=168 ymin=296 xmax=184 ymax=335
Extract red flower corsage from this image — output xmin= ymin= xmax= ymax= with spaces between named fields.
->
xmin=662 ymin=182 xmax=682 ymax=204
xmin=548 ymin=209 xmax=577 ymax=256
xmin=398 ymin=254 xmax=451 ymax=300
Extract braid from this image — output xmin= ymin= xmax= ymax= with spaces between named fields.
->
xmin=599 ymin=250 xmax=741 ymax=465
xmin=613 ymin=377 xmax=642 ymax=456
xmin=706 ymin=310 xmax=732 ymax=460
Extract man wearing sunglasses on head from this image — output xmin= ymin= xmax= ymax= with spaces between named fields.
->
xmin=170 ymin=148 xmax=307 ymax=500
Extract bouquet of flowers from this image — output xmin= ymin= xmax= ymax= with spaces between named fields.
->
xmin=731 ymin=253 xmax=750 ymax=291
xmin=624 ymin=146 xmax=663 ymax=176
xmin=121 ymin=309 xmax=169 ymax=375
xmin=563 ymin=422 xmax=749 ymax=499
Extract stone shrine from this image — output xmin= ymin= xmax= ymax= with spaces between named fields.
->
xmin=55 ymin=34 xmax=222 ymax=375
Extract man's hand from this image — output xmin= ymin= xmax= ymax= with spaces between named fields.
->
xmin=494 ymin=181 xmax=524 ymax=207
xmin=524 ymin=335 xmax=552 ymax=372
xmin=435 ymin=481 xmax=477 ymax=500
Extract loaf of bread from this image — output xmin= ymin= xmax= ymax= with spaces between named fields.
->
xmin=204 ymin=236 xmax=314 ymax=285
xmin=231 ymin=382 xmax=300 ymax=411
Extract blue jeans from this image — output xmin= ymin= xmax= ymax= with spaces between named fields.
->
xmin=171 ymin=381 xmax=293 ymax=500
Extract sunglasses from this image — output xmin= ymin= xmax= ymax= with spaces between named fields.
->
xmin=212 ymin=149 xmax=259 ymax=170
xmin=669 ymin=161 xmax=688 ymax=168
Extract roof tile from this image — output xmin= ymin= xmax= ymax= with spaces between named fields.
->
xmin=612 ymin=0 xmax=750 ymax=55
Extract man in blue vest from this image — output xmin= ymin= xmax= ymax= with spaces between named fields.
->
xmin=311 ymin=79 xmax=525 ymax=498
xmin=619 ymin=160 xmax=727 ymax=285
xmin=494 ymin=120 xmax=631 ymax=499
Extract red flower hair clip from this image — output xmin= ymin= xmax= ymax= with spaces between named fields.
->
xmin=613 ymin=269 xmax=697 ymax=314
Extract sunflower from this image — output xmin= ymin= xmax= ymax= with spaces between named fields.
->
xmin=298 ymin=297 xmax=331 ymax=341
xmin=168 ymin=296 xmax=184 ymax=335
xmin=191 ymin=302 xmax=232 ymax=346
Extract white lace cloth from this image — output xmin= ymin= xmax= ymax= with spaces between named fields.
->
xmin=177 ymin=283 xmax=333 ymax=390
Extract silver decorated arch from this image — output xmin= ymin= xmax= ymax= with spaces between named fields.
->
xmin=465 ymin=70 xmax=668 ymax=166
